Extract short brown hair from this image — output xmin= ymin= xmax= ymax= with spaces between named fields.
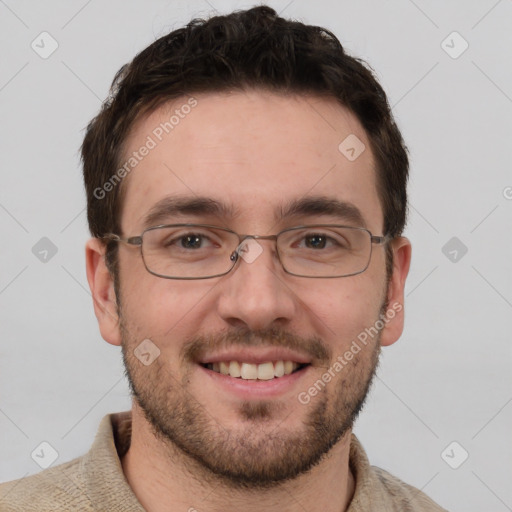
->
xmin=81 ymin=5 xmax=408 ymax=281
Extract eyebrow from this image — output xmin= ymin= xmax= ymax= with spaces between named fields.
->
xmin=140 ymin=195 xmax=367 ymax=230
xmin=278 ymin=196 xmax=367 ymax=228
xmin=141 ymin=196 xmax=237 ymax=229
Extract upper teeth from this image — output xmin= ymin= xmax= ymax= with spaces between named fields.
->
xmin=206 ymin=361 xmax=302 ymax=380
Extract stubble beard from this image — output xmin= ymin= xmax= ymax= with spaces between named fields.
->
xmin=119 ymin=313 xmax=383 ymax=490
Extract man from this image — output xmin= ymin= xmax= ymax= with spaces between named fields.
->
xmin=0 ymin=5 xmax=449 ymax=511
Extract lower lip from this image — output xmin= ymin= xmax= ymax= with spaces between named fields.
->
xmin=198 ymin=364 xmax=311 ymax=399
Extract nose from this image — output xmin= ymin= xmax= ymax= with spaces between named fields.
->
xmin=216 ymin=238 xmax=297 ymax=331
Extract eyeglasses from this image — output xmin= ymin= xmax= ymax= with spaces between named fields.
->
xmin=102 ymin=224 xmax=391 ymax=280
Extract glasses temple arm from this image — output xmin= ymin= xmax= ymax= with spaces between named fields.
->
xmin=101 ymin=234 xmax=142 ymax=246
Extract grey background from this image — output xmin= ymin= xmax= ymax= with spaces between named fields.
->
xmin=1 ymin=1 xmax=511 ymax=510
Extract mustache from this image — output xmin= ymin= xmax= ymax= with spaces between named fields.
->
xmin=181 ymin=327 xmax=331 ymax=366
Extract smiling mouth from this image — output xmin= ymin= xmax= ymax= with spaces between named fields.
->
xmin=200 ymin=361 xmax=310 ymax=380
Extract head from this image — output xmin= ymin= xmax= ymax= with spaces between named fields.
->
xmin=84 ymin=6 xmax=411 ymax=489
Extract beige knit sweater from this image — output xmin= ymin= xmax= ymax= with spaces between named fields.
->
xmin=0 ymin=411 xmax=449 ymax=511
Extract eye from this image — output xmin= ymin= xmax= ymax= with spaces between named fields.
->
xmin=286 ymin=228 xmax=352 ymax=252
xmin=162 ymin=230 xmax=218 ymax=250
xmin=298 ymin=232 xmax=344 ymax=250
xmin=179 ymin=234 xmax=206 ymax=249
xmin=303 ymin=233 xmax=330 ymax=249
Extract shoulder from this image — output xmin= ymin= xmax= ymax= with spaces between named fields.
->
xmin=371 ymin=465 xmax=449 ymax=511
xmin=0 ymin=412 xmax=140 ymax=512
xmin=348 ymin=434 xmax=449 ymax=511
xmin=0 ymin=456 xmax=95 ymax=512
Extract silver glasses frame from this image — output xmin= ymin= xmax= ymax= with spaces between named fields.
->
xmin=102 ymin=223 xmax=392 ymax=280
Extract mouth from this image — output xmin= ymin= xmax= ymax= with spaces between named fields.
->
xmin=199 ymin=360 xmax=311 ymax=380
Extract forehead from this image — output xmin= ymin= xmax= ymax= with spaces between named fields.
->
xmin=119 ymin=90 xmax=382 ymax=233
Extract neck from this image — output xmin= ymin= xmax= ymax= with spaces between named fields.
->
xmin=121 ymin=404 xmax=355 ymax=512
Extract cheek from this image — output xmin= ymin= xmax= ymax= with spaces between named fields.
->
xmin=118 ymin=263 xmax=215 ymax=343
xmin=299 ymin=274 xmax=386 ymax=350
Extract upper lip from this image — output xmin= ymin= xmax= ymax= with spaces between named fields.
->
xmin=197 ymin=348 xmax=312 ymax=365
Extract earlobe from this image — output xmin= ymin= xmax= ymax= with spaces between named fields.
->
xmin=85 ymin=238 xmax=122 ymax=346
xmin=380 ymin=236 xmax=412 ymax=347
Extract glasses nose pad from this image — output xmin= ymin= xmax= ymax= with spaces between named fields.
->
xmin=230 ymin=240 xmax=246 ymax=262
xmin=229 ymin=239 xmax=250 ymax=263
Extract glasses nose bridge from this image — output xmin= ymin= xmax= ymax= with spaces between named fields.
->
xmin=243 ymin=233 xmax=278 ymax=242
xmin=236 ymin=233 xmax=279 ymax=250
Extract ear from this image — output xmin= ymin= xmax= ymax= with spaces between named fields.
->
xmin=85 ymin=238 xmax=122 ymax=346
xmin=379 ymin=236 xmax=412 ymax=347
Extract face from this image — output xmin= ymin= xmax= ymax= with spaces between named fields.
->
xmin=89 ymin=90 xmax=410 ymax=489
